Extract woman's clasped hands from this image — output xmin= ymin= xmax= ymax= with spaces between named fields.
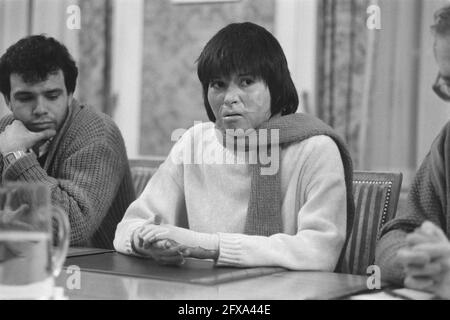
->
xmin=132 ymin=221 xmax=220 ymax=265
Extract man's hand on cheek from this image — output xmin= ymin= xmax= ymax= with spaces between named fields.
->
xmin=0 ymin=120 xmax=56 ymax=155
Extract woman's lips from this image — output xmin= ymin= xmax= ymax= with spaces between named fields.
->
xmin=223 ymin=114 xmax=242 ymax=120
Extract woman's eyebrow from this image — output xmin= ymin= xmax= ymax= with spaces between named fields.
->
xmin=45 ymin=89 xmax=63 ymax=94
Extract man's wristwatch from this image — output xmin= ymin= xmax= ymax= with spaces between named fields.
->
xmin=3 ymin=150 xmax=28 ymax=166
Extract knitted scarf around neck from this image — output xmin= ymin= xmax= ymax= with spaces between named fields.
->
xmin=223 ymin=113 xmax=355 ymax=242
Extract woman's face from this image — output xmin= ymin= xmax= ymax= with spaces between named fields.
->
xmin=207 ymin=73 xmax=272 ymax=133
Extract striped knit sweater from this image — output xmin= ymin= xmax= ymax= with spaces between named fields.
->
xmin=376 ymin=121 xmax=450 ymax=284
xmin=0 ymin=99 xmax=135 ymax=249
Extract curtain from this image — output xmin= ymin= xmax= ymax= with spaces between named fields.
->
xmin=316 ymin=0 xmax=370 ymax=169
xmin=78 ymin=0 xmax=114 ymax=115
xmin=0 ymin=0 xmax=30 ymax=117
xmin=316 ymin=0 xmax=434 ymax=181
xmin=316 ymin=0 xmax=450 ymax=216
xmin=361 ymin=0 xmax=422 ymax=181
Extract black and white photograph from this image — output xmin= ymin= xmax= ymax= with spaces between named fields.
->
xmin=0 ymin=0 xmax=449 ymax=305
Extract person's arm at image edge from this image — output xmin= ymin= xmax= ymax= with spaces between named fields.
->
xmin=375 ymin=129 xmax=448 ymax=285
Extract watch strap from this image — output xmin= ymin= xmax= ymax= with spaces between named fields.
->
xmin=3 ymin=150 xmax=28 ymax=166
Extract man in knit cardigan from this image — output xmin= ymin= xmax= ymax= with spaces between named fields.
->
xmin=0 ymin=35 xmax=135 ymax=249
xmin=376 ymin=6 xmax=450 ymax=298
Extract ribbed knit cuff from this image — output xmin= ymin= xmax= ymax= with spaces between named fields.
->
xmin=3 ymin=153 xmax=48 ymax=182
xmin=216 ymin=233 xmax=245 ymax=266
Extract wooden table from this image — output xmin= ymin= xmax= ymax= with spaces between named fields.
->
xmin=55 ymin=250 xmax=370 ymax=300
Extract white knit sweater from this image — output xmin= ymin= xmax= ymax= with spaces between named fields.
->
xmin=114 ymin=122 xmax=347 ymax=271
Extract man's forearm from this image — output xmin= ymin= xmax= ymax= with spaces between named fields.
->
xmin=2 ymin=148 xmax=122 ymax=246
xmin=375 ymin=229 xmax=408 ymax=285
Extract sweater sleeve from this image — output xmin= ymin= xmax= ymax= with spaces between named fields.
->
xmin=375 ymin=229 xmax=408 ymax=285
xmin=2 ymin=140 xmax=126 ymax=246
xmin=113 ymin=144 xmax=187 ymax=255
xmin=216 ymin=136 xmax=347 ymax=271
xmin=375 ymin=125 xmax=449 ymax=284
xmin=380 ymin=141 xmax=446 ymax=235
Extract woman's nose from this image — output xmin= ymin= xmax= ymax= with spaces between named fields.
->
xmin=224 ymin=85 xmax=240 ymax=106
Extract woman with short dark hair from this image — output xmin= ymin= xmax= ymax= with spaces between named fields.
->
xmin=197 ymin=22 xmax=299 ymax=121
xmin=114 ymin=22 xmax=354 ymax=271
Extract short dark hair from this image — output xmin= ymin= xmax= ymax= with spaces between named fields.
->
xmin=0 ymin=35 xmax=78 ymax=99
xmin=197 ymin=22 xmax=299 ymax=122
xmin=432 ymin=5 xmax=450 ymax=36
